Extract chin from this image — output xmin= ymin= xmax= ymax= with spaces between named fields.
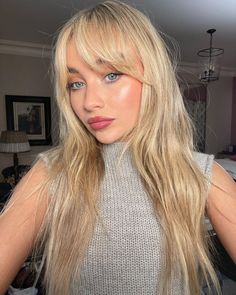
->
xmin=96 ymin=138 xmax=120 ymax=145
xmin=94 ymin=133 xmax=123 ymax=144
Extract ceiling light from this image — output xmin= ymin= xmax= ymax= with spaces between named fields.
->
xmin=197 ymin=29 xmax=224 ymax=83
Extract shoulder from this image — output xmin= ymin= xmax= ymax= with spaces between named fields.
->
xmin=1 ymin=157 xmax=50 ymax=229
xmin=209 ymin=161 xmax=236 ymax=197
xmin=15 ymin=159 xmax=49 ymax=194
xmin=37 ymin=146 xmax=62 ymax=169
xmin=207 ymin=161 xmax=236 ymax=262
xmin=3 ymin=159 xmax=50 ymax=224
xmin=0 ymin=160 xmax=49 ymax=293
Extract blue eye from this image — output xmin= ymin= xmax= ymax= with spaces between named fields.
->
xmin=105 ymin=73 xmax=120 ymax=82
xmin=68 ymin=81 xmax=85 ymax=90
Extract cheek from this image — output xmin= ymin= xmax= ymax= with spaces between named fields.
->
xmin=116 ymin=81 xmax=142 ymax=113
xmin=70 ymin=96 xmax=83 ymax=118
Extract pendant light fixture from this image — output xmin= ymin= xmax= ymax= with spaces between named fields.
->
xmin=197 ymin=29 xmax=224 ymax=83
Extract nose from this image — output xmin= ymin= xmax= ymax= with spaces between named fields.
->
xmin=83 ymin=84 xmax=104 ymax=112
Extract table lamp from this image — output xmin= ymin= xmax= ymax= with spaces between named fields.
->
xmin=0 ymin=130 xmax=31 ymax=182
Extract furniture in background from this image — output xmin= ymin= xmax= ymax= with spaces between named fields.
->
xmin=0 ymin=182 xmax=12 ymax=211
xmin=211 ymin=235 xmax=236 ymax=283
xmin=217 ymin=151 xmax=236 ymax=159
xmin=0 ymin=130 xmax=30 ymax=183
xmin=7 ymin=256 xmax=45 ymax=295
xmin=215 ymin=158 xmax=236 ymax=180
xmin=2 ymin=165 xmax=30 ymax=185
xmin=0 ymin=165 xmax=30 ymax=210
xmin=206 ymin=222 xmax=236 ymax=292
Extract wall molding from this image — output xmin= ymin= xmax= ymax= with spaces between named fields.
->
xmin=1 ymin=39 xmax=236 ymax=77
xmin=0 ymin=39 xmax=52 ymax=59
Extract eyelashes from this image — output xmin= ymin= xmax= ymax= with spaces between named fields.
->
xmin=67 ymin=72 xmax=122 ymax=91
xmin=105 ymin=72 xmax=121 ymax=82
xmin=68 ymin=81 xmax=85 ymax=90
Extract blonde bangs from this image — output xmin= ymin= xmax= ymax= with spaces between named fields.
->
xmin=65 ymin=4 xmax=146 ymax=82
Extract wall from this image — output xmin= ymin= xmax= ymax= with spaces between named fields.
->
xmin=0 ymin=53 xmax=58 ymax=173
xmin=179 ymin=68 xmax=234 ymax=155
xmin=231 ymin=77 xmax=236 ymax=144
xmin=205 ymin=76 xmax=233 ymax=154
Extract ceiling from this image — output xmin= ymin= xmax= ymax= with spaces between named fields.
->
xmin=0 ymin=0 xmax=236 ymax=69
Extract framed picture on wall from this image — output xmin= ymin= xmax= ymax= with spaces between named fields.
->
xmin=5 ymin=95 xmax=52 ymax=146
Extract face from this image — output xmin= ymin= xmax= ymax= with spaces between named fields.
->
xmin=66 ymin=40 xmax=142 ymax=144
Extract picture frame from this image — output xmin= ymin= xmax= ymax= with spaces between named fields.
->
xmin=5 ymin=95 xmax=52 ymax=146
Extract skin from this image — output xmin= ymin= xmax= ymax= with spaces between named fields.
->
xmin=0 ymin=40 xmax=236 ymax=295
xmin=67 ymin=40 xmax=142 ymax=144
xmin=207 ymin=163 xmax=236 ymax=262
xmin=0 ymin=162 xmax=48 ymax=294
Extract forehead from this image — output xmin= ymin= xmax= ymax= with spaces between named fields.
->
xmin=65 ymin=36 xmax=144 ymax=81
xmin=66 ymin=39 xmax=116 ymax=72
xmin=66 ymin=39 xmax=85 ymax=67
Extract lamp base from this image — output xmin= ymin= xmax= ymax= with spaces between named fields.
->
xmin=13 ymin=153 xmax=19 ymax=183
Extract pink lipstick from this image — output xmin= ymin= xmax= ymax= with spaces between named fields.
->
xmin=87 ymin=116 xmax=114 ymax=130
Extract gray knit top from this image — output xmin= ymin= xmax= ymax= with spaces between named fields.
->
xmin=67 ymin=143 xmax=214 ymax=295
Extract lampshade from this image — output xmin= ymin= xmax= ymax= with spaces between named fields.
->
xmin=0 ymin=130 xmax=31 ymax=153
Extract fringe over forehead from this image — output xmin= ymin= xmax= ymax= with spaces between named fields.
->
xmin=55 ymin=0 xmax=164 ymax=81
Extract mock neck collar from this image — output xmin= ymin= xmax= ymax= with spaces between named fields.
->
xmin=102 ymin=142 xmax=132 ymax=163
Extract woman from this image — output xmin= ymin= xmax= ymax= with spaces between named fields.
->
xmin=0 ymin=1 xmax=235 ymax=294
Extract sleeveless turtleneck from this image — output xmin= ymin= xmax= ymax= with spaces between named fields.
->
xmin=75 ymin=143 xmax=165 ymax=294
xmin=39 ymin=144 xmax=214 ymax=294
xmin=68 ymin=144 xmax=213 ymax=294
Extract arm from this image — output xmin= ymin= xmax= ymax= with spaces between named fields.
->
xmin=0 ymin=160 xmax=49 ymax=294
xmin=207 ymin=161 xmax=236 ymax=263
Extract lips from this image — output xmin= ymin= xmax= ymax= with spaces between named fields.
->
xmin=87 ymin=116 xmax=114 ymax=131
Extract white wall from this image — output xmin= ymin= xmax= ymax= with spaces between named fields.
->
xmin=205 ymin=77 xmax=233 ymax=155
xmin=0 ymin=53 xmax=58 ymax=173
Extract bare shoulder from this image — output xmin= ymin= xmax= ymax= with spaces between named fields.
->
xmin=210 ymin=161 xmax=236 ymax=191
xmin=3 ymin=159 xmax=49 ymax=224
xmin=0 ymin=160 xmax=49 ymax=292
xmin=207 ymin=161 xmax=236 ymax=262
xmin=208 ymin=161 xmax=236 ymax=213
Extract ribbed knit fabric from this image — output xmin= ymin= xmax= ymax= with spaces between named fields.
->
xmin=68 ymin=143 xmax=214 ymax=295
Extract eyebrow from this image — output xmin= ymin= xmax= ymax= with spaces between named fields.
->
xmin=96 ymin=58 xmax=109 ymax=65
xmin=67 ymin=59 xmax=114 ymax=74
xmin=67 ymin=67 xmax=79 ymax=74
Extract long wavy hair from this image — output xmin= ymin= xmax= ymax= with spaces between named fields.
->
xmin=35 ymin=1 xmax=220 ymax=294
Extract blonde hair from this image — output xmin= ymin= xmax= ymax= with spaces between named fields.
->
xmin=35 ymin=1 xmax=220 ymax=294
